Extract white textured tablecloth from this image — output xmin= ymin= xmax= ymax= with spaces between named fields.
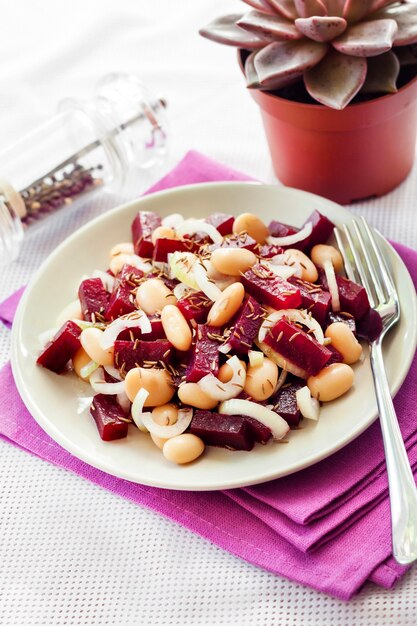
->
xmin=1 ymin=1 xmax=417 ymax=624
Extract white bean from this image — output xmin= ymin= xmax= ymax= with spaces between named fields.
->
xmin=136 ymin=278 xmax=177 ymax=314
xmin=161 ymin=305 xmax=192 ymax=351
xmin=244 ymin=357 xmax=278 ymax=401
xmin=163 ymin=434 xmax=205 ymax=464
xmin=80 ymin=327 xmax=114 ymax=366
xmin=125 ymin=367 xmax=175 ymax=406
xmin=308 ymin=363 xmax=354 ymax=402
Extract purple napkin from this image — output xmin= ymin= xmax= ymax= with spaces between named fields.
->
xmin=1 ymin=150 xmax=416 ymax=600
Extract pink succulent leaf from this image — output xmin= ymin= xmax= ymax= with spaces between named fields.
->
xmin=254 ymin=39 xmax=329 ymax=84
xmin=321 ymin=0 xmax=345 ymax=17
xmin=245 ymin=51 xmax=304 ymax=89
xmin=199 ymin=14 xmax=271 ymax=49
xmin=295 ymin=16 xmax=347 ymax=42
xmin=304 ymin=49 xmax=367 ymax=108
xmin=294 ymin=0 xmax=327 ymax=18
xmin=361 ymin=51 xmax=399 ymax=94
xmin=395 ymin=47 xmax=417 ymax=67
xmin=238 ymin=10 xmax=303 ymax=40
xmin=343 ymin=1 xmax=375 ymax=23
xmin=241 ymin=0 xmax=276 ymax=15
xmin=332 ymin=19 xmax=398 ymax=57
xmin=376 ymin=4 xmax=417 ymax=46
xmin=245 ymin=51 xmax=262 ymax=87
xmin=266 ymin=0 xmax=299 ymax=20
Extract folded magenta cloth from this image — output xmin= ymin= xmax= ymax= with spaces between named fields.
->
xmin=1 ymin=150 xmax=416 ymax=600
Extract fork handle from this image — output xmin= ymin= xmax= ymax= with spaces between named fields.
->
xmin=370 ymin=341 xmax=417 ymax=564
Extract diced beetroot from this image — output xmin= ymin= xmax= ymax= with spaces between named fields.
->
xmin=205 ymin=213 xmax=235 ymax=236
xmin=269 ymin=380 xmax=305 ymax=428
xmin=114 ymin=339 xmax=173 ymax=372
xmin=210 ymin=232 xmax=258 ymax=253
xmin=90 ymin=394 xmax=129 ymax=441
xmin=78 ymin=278 xmax=110 ymax=322
xmin=131 ymin=210 xmax=162 ymax=258
xmin=320 ymin=272 xmax=370 ymax=320
xmin=153 ymin=238 xmax=199 ymax=263
xmin=189 ymin=410 xmax=255 ymax=451
xmin=327 ymin=311 xmax=357 ymax=334
xmin=299 ymin=210 xmax=335 ymax=253
xmin=177 ymin=291 xmax=212 ymax=324
xmin=105 ymin=265 xmax=144 ymax=321
xmin=258 ymin=243 xmax=284 ymax=259
xmin=336 ymin=276 xmax=370 ymax=320
xmin=264 ymin=318 xmax=332 ymax=377
xmin=243 ymin=417 xmax=272 ymax=444
xmin=185 ymin=325 xmax=221 ymax=382
xmin=226 ymin=296 xmax=264 ymax=355
xmin=37 ymin=321 xmax=81 ymax=374
xmin=241 ymin=264 xmax=302 ymax=310
xmin=326 ymin=344 xmax=344 ymax=365
xmin=356 ymin=308 xmax=383 ymax=342
xmin=117 ymin=264 xmax=144 ymax=285
xmin=105 ymin=285 xmax=135 ymax=321
xmin=288 ymin=277 xmax=331 ymax=327
xmin=268 ymin=220 xmax=299 ymax=238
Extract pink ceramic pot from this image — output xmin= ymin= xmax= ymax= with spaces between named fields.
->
xmin=240 ymin=52 xmax=417 ymax=204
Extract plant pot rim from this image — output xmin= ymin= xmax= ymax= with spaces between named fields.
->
xmin=237 ymin=48 xmax=417 ymax=114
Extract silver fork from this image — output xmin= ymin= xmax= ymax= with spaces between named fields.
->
xmin=334 ymin=217 xmax=417 ymax=565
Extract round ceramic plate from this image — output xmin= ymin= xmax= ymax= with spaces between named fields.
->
xmin=11 ymin=182 xmax=417 ymax=490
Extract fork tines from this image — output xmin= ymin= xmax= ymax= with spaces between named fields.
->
xmin=334 ymin=217 xmax=396 ymax=310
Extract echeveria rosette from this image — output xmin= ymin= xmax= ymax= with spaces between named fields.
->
xmin=199 ymin=0 xmax=417 ymax=109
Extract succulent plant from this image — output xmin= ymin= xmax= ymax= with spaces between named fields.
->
xmin=200 ymin=1 xmax=417 ymax=109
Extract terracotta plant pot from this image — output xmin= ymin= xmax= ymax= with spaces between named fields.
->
xmin=239 ymin=52 xmax=417 ymax=204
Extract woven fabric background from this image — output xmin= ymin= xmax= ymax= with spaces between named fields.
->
xmin=1 ymin=1 xmax=417 ymax=624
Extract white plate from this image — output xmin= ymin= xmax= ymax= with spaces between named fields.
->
xmin=11 ymin=182 xmax=417 ymax=491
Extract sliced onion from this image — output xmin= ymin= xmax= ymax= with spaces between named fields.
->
xmin=262 ymin=261 xmax=298 ymax=280
xmin=90 ymin=368 xmax=126 ymax=395
xmin=217 ymin=277 xmax=238 ymax=291
xmin=193 ymin=261 xmax=222 ymax=301
xmin=296 ymin=386 xmax=320 ymax=421
xmin=117 ymin=391 xmax=131 ymax=415
xmin=218 ymin=342 xmax=232 ymax=355
xmin=173 ymin=283 xmax=196 ymax=300
xmin=100 ymin=310 xmax=151 ymax=349
xmin=92 ymin=269 xmax=116 ymax=292
xmin=176 ymin=219 xmax=223 ymax=244
xmin=169 ymin=251 xmax=199 ymax=289
xmin=152 ymin=261 xmax=169 ymax=274
xmin=248 ymin=350 xmax=264 ymax=368
xmin=267 ymin=221 xmax=313 ymax=247
xmin=162 ymin=213 xmax=184 ymax=229
xmin=131 ymin=387 xmax=151 ymax=432
xmin=141 ymin=408 xmax=194 ymax=439
xmin=273 ymin=367 xmax=287 ymax=395
xmin=197 ymin=355 xmax=246 ymax=401
xmin=258 ymin=309 xmax=324 ymax=345
xmin=256 ymin=340 xmax=308 ymax=379
xmin=219 ymin=399 xmax=289 ymax=440
xmin=73 ymin=319 xmax=106 ymax=330
xmin=324 ymin=260 xmax=340 ymax=312
xmin=103 ymin=364 xmax=123 ymax=381
xmin=80 ymin=360 xmax=99 ymax=379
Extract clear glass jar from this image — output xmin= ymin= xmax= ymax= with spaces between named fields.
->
xmin=0 ymin=73 xmax=168 ymax=265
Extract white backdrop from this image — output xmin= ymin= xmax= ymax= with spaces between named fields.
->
xmin=1 ymin=1 xmax=417 ymax=624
